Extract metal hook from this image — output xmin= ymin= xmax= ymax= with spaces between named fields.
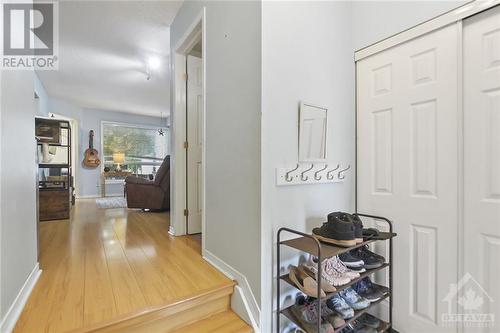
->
xmin=301 ymin=164 xmax=314 ymax=181
xmin=285 ymin=164 xmax=299 ymax=182
xmin=326 ymin=164 xmax=340 ymax=180
xmin=314 ymin=164 xmax=328 ymax=180
xmin=338 ymin=164 xmax=351 ymax=180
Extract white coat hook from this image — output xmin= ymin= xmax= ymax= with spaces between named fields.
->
xmin=301 ymin=164 xmax=314 ymax=181
xmin=285 ymin=164 xmax=299 ymax=182
xmin=326 ymin=164 xmax=340 ymax=180
xmin=314 ymin=164 xmax=328 ymax=180
xmin=338 ymin=165 xmax=351 ymax=180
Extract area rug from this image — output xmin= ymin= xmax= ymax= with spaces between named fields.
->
xmin=96 ymin=197 xmax=127 ymax=209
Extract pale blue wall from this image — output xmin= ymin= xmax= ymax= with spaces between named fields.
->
xmin=34 ymin=74 xmax=167 ymax=197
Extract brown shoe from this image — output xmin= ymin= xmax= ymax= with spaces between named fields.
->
xmin=301 ymin=265 xmax=336 ymax=293
xmin=289 ymin=266 xmax=326 ymax=298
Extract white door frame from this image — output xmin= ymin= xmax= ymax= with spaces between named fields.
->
xmin=170 ymin=8 xmax=206 ymax=246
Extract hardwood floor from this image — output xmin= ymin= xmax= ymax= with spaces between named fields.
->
xmin=14 ymin=199 xmax=232 ymax=333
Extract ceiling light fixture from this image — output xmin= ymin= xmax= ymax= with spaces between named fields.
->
xmin=148 ymin=56 xmax=161 ymax=70
xmin=146 ymin=56 xmax=161 ymax=81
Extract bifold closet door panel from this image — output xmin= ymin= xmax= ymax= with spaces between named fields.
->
xmin=357 ymin=24 xmax=459 ymax=332
xmin=464 ymin=6 xmax=500 ymax=333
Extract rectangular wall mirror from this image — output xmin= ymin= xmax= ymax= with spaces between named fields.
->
xmin=298 ymin=102 xmax=328 ymax=162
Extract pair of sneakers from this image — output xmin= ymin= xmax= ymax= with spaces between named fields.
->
xmin=337 ymin=313 xmax=380 ymax=333
xmin=352 ymin=276 xmax=390 ymax=302
xmin=339 ymin=313 xmax=382 ymax=333
xmin=306 ymin=255 xmax=360 ymax=290
xmin=291 ymin=296 xmax=345 ymax=333
xmin=312 ymin=212 xmax=364 ymax=247
xmin=326 ymin=287 xmax=370 ymax=319
xmin=339 ymin=245 xmax=385 ymax=270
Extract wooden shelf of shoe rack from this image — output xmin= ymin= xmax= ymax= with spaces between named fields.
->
xmin=276 ymin=213 xmax=397 ymax=333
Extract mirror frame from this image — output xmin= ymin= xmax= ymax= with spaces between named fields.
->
xmin=298 ymin=102 xmax=328 ymax=163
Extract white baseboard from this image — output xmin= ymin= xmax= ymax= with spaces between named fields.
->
xmin=77 ymin=194 xmax=123 ymax=199
xmin=0 ymin=263 xmax=42 ymax=333
xmin=203 ymin=249 xmax=261 ymax=332
xmin=168 ymin=225 xmax=176 ymax=236
xmin=76 ymin=195 xmax=100 ymax=199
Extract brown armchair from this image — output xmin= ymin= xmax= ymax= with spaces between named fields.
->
xmin=124 ymin=156 xmax=170 ymax=211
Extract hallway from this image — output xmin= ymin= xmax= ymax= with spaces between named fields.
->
xmin=14 ymin=200 xmax=234 ymax=332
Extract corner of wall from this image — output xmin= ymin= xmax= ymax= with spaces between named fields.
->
xmin=203 ymin=249 xmax=261 ymax=332
xmin=0 ymin=264 xmax=41 ymax=333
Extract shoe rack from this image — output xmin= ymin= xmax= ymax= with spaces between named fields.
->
xmin=276 ymin=213 xmax=397 ymax=333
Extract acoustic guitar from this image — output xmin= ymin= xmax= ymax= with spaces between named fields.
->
xmin=83 ymin=130 xmax=101 ymax=168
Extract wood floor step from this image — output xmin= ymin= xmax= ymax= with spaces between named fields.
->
xmin=72 ymin=281 xmax=236 ymax=333
xmin=171 ymin=310 xmax=253 ymax=333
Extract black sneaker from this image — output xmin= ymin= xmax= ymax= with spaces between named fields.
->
xmin=358 ymin=245 xmax=385 ymax=261
xmin=353 ymin=278 xmax=384 ymax=302
xmin=350 ymin=245 xmax=384 ymax=269
xmin=357 ymin=313 xmax=381 ymax=329
xmin=349 ymin=214 xmax=364 ymax=244
xmin=312 ymin=212 xmax=356 ymax=247
xmin=339 ymin=251 xmax=364 ymax=268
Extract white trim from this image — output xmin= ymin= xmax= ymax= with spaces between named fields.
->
xmin=168 ymin=225 xmax=176 ymax=236
xmin=0 ymin=263 xmax=42 ymax=333
xmin=203 ymin=249 xmax=261 ymax=332
xmin=76 ymin=195 xmax=101 ymax=199
xmin=171 ymin=7 xmax=206 ymax=243
xmin=456 ymin=19 xmax=465 ymax=333
xmin=355 ymin=0 xmax=500 ymax=61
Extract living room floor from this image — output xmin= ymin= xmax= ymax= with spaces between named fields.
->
xmin=14 ymin=199 xmax=232 ymax=333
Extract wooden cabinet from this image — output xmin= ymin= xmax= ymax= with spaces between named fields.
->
xmin=39 ymin=188 xmax=70 ymax=221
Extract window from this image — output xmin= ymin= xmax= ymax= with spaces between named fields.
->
xmin=102 ymin=122 xmax=168 ymax=175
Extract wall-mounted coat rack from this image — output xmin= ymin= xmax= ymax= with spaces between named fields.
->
xmin=276 ymin=163 xmax=351 ymax=186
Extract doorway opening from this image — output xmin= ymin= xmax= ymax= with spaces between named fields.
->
xmin=171 ymin=9 xmax=206 ymax=247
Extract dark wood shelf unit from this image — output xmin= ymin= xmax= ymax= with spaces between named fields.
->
xmin=281 ymin=232 xmax=395 ymax=259
xmin=276 ymin=213 xmax=396 ymax=333
xmin=280 ymin=265 xmax=390 ymax=298
xmin=37 ymin=143 xmax=70 ymax=147
xmin=39 ymin=163 xmax=70 ymax=168
xmin=281 ymin=293 xmax=391 ymax=333
xmin=36 ymin=117 xmax=73 ymax=221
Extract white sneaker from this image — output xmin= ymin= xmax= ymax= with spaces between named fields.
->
xmin=330 ymin=256 xmax=360 ymax=280
xmin=306 ymin=256 xmax=350 ymax=287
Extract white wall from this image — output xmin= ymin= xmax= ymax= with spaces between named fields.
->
xmin=261 ymin=2 xmax=355 ymax=331
xmin=352 ymin=0 xmax=468 ymax=50
xmin=34 ymin=74 xmax=49 ymax=117
xmin=170 ymin=0 xmax=262 ymax=309
xmin=0 ymin=70 xmax=38 ymax=323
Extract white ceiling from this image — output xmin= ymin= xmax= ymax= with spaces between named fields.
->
xmin=37 ymin=1 xmax=183 ymax=117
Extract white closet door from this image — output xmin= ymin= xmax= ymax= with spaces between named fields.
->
xmin=464 ymin=6 xmax=500 ymax=333
xmin=357 ymin=24 xmax=459 ymax=332
xmin=187 ymin=55 xmax=203 ymax=234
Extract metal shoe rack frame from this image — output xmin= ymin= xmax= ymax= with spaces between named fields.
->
xmin=276 ymin=213 xmax=397 ymax=333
